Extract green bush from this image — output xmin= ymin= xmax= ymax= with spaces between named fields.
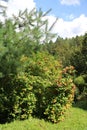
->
xmin=11 ymin=75 xmax=37 ymax=120
xmin=0 ymin=75 xmax=36 ymax=122
xmin=74 ymin=76 xmax=85 ymax=86
xmin=0 ymin=53 xmax=75 ymax=123
xmin=43 ymin=66 xmax=75 ymax=123
xmin=74 ymin=75 xmax=85 ymax=93
xmin=74 ymin=75 xmax=87 ymax=101
xmin=19 ymin=53 xmax=75 ymax=123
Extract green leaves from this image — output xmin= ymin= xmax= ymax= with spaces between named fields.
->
xmin=0 ymin=9 xmax=75 ymax=123
xmin=18 ymin=53 xmax=75 ymax=123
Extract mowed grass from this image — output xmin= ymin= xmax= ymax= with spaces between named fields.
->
xmin=0 ymin=103 xmax=87 ymax=130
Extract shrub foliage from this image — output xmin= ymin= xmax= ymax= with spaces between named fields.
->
xmin=0 ymin=53 xmax=75 ymax=123
xmin=0 ymin=9 xmax=75 ymax=123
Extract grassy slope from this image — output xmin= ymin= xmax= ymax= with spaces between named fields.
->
xmin=0 ymin=106 xmax=87 ymax=130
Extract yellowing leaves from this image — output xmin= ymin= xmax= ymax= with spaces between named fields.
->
xmin=20 ymin=55 xmax=28 ymax=62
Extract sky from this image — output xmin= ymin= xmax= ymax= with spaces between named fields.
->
xmin=0 ymin=0 xmax=87 ymax=38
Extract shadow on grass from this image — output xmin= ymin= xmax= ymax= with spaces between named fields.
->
xmin=73 ymin=100 xmax=87 ymax=110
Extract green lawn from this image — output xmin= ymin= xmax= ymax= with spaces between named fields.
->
xmin=0 ymin=103 xmax=87 ymax=130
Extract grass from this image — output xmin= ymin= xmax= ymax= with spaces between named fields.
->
xmin=0 ymin=102 xmax=87 ymax=130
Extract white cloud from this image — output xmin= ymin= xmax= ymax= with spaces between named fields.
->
xmin=47 ymin=14 xmax=87 ymax=38
xmin=0 ymin=0 xmax=8 ymax=8
xmin=6 ymin=0 xmax=36 ymax=16
xmin=60 ymin=0 xmax=80 ymax=5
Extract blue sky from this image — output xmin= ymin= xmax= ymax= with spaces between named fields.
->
xmin=35 ymin=0 xmax=87 ymax=20
xmin=0 ymin=0 xmax=87 ymax=38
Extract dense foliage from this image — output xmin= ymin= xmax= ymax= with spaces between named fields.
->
xmin=0 ymin=52 xmax=75 ymax=123
xmin=43 ymin=34 xmax=87 ymax=103
xmin=0 ymin=8 xmax=86 ymax=124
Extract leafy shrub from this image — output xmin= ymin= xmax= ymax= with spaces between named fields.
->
xmin=43 ymin=66 xmax=75 ymax=123
xmin=0 ymin=53 xmax=75 ymax=123
xmin=74 ymin=76 xmax=85 ymax=86
xmin=74 ymin=75 xmax=87 ymax=101
xmin=74 ymin=75 xmax=85 ymax=93
xmin=0 ymin=75 xmax=36 ymax=122
xmin=19 ymin=53 xmax=75 ymax=123
xmin=11 ymin=75 xmax=37 ymax=120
